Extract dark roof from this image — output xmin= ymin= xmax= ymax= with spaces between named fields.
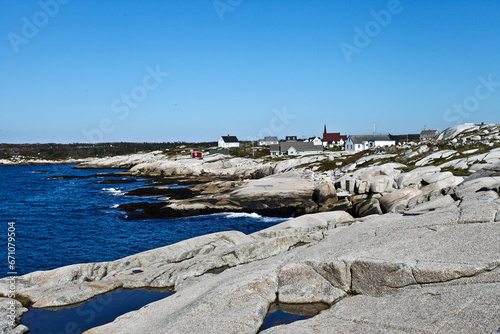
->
xmin=340 ymin=135 xmax=347 ymax=141
xmin=221 ymin=136 xmax=239 ymax=143
xmin=262 ymin=136 xmax=278 ymax=141
xmin=349 ymin=135 xmax=392 ymax=144
xmin=323 ymin=132 xmax=341 ymax=142
xmin=271 ymin=142 xmax=323 ymax=152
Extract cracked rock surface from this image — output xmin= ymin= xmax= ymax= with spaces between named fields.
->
xmin=2 ymin=174 xmax=498 ymax=333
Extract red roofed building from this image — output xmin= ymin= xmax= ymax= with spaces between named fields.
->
xmin=323 ymin=125 xmax=347 ymax=148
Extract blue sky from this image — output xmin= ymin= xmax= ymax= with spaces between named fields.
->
xmin=1 ymin=0 xmax=499 ymax=143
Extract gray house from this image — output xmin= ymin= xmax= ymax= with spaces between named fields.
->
xmin=258 ymin=136 xmax=279 ymax=146
xmin=420 ymin=130 xmax=439 ymax=141
xmin=345 ymin=135 xmax=395 ymax=152
xmin=270 ymin=142 xmax=323 ymax=157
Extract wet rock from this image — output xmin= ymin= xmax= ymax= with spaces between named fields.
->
xmin=0 ymin=298 xmax=28 ymax=334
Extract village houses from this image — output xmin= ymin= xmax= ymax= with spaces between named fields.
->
xmin=345 ymin=134 xmax=395 ymax=152
xmin=218 ymin=135 xmax=240 ymax=148
xmin=270 ymin=141 xmax=323 ymax=157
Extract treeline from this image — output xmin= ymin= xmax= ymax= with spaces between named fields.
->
xmin=389 ymin=134 xmax=420 ymax=143
xmin=0 ymin=142 xmax=217 ymax=160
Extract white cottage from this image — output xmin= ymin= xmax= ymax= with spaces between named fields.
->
xmin=270 ymin=142 xmax=323 ymax=156
xmin=345 ymin=135 xmax=395 ymax=152
xmin=258 ymin=136 xmax=279 ymax=146
xmin=218 ymin=135 xmax=240 ymax=148
xmin=306 ymin=136 xmax=323 ymax=146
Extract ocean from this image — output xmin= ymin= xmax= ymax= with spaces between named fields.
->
xmin=0 ymin=164 xmax=288 ymax=279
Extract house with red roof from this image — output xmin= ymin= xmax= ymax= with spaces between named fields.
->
xmin=322 ymin=125 xmax=347 ymax=148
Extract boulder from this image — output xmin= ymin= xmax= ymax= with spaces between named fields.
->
xmin=415 ymin=150 xmax=457 ymax=166
xmin=437 ymin=123 xmax=479 ymax=140
xmin=369 ymin=175 xmax=394 ymax=193
xmin=421 ymin=171 xmax=455 ymax=185
xmin=395 ymin=166 xmax=440 ymax=189
xmin=355 ymin=198 xmax=383 ymax=217
xmin=453 ymin=176 xmax=500 ymax=199
xmin=277 ymin=263 xmax=346 ymax=304
xmin=463 ymin=161 xmax=500 ymax=181
xmin=312 ymin=182 xmax=337 ymax=206
xmin=0 ymin=298 xmax=28 ymax=334
xmin=256 ymin=211 xmax=354 ymax=237
xmin=379 ymin=189 xmax=421 ymax=213
xmin=405 ymin=195 xmax=457 ymax=215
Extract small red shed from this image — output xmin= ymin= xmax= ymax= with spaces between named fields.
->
xmin=191 ymin=151 xmax=203 ymax=158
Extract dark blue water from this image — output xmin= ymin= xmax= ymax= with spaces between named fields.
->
xmin=261 ymin=309 xmax=311 ymax=331
xmin=22 ymin=289 xmax=174 ymax=334
xmin=0 ymin=164 xmax=287 ymax=278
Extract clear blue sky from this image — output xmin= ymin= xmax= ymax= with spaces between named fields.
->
xmin=1 ymin=0 xmax=499 ymax=143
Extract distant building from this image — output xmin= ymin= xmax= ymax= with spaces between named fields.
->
xmin=305 ymin=136 xmax=323 ymax=146
xmin=420 ymin=130 xmax=439 ymax=141
xmin=345 ymin=135 xmax=395 ymax=152
xmin=218 ymin=135 xmax=240 ymax=148
xmin=285 ymin=136 xmax=298 ymax=142
xmin=191 ymin=151 xmax=203 ymax=158
xmin=322 ymin=125 xmax=347 ymax=148
xmin=258 ymin=136 xmax=279 ymax=146
xmin=270 ymin=142 xmax=323 ymax=157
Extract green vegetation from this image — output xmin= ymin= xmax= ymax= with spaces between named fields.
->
xmin=228 ymin=142 xmax=270 ymax=159
xmin=0 ymin=142 xmax=216 ymax=160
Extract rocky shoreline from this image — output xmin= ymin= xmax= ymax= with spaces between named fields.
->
xmin=1 ymin=123 xmax=500 ymax=333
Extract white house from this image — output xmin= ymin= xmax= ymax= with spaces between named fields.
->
xmin=305 ymin=136 xmax=323 ymax=146
xmin=270 ymin=142 xmax=323 ymax=157
xmin=345 ymin=135 xmax=395 ymax=152
xmin=218 ymin=135 xmax=240 ymax=148
xmin=258 ymin=136 xmax=279 ymax=146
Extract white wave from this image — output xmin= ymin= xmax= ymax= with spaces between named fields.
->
xmin=102 ymin=188 xmax=124 ymax=196
xmin=191 ymin=212 xmax=290 ymax=222
xmin=259 ymin=217 xmax=289 ymax=223
xmin=111 ymin=204 xmax=120 ymax=208
xmin=223 ymin=212 xmax=262 ymax=219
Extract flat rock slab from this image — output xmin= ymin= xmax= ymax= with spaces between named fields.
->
xmin=231 ymin=172 xmax=315 ymax=197
xmin=404 ymin=195 xmax=457 ymax=215
xmin=261 ymin=282 xmax=500 ymax=334
xmin=2 ymin=182 xmax=499 ymax=334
